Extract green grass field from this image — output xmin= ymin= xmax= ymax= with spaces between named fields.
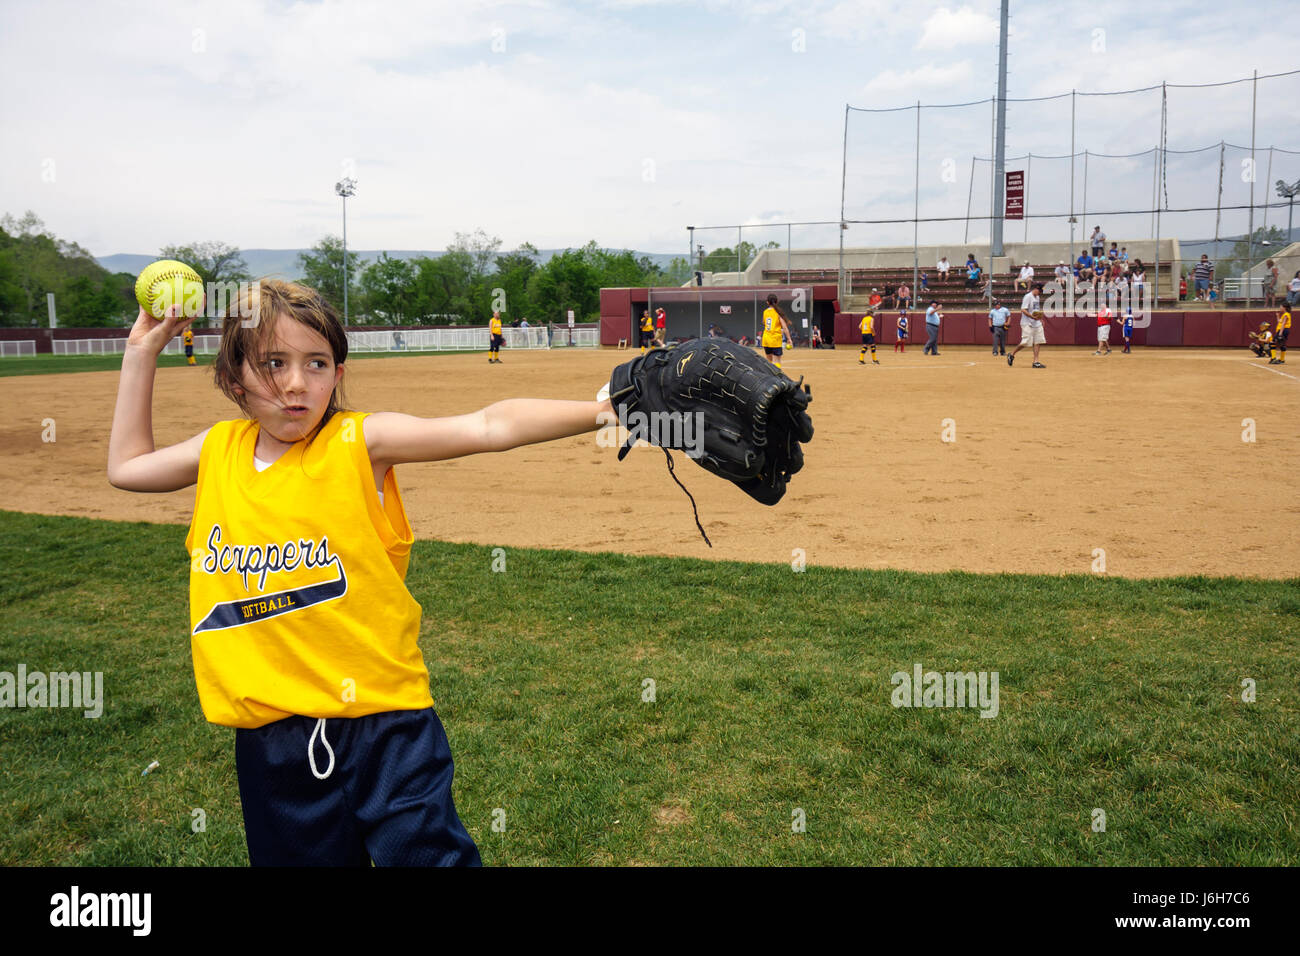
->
xmin=0 ymin=350 xmax=478 ymax=377
xmin=2 ymin=509 xmax=1296 ymax=866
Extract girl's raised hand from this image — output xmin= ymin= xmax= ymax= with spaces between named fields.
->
xmin=126 ymin=305 xmax=195 ymax=356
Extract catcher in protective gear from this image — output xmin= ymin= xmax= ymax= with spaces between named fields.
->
xmin=607 ymin=338 xmax=814 ymax=520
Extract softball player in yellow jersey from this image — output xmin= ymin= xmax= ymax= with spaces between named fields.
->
xmin=1271 ymin=307 xmax=1291 ymax=363
xmin=640 ymin=310 xmax=654 ymax=352
xmin=107 ymin=279 xmax=614 ymax=866
xmin=760 ymin=293 xmax=792 ymax=369
xmin=488 ymin=311 xmax=504 ymax=363
xmin=859 ymin=311 xmax=879 ymax=365
xmin=183 ymin=327 xmax=195 ymax=366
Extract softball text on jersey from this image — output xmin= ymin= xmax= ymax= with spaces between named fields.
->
xmin=185 ymin=411 xmax=432 ymax=728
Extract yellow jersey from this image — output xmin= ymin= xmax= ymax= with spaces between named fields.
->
xmin=761 ymin=307 xmax=784 ymax=348
xmin=641 ymin=314 xmax=653 ymax=333
xmin=183 ymin=410 xmax=431 ymax=729
xmin=860 ymin=314 xmax=874 ymax=335
xmin=489 ymin=317 xmax=502 ymax=335
xmin=1278 ymin=311 xmax=1292 ymax=333
xmin=183 ymin=329 xmax=194 ymax=345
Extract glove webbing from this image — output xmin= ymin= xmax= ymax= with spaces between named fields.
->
xmin=662 ymin=448 xmax=712 ymax=548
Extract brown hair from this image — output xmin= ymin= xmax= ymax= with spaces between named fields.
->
xmin=212 ymin=278 xmax=349 ymax=431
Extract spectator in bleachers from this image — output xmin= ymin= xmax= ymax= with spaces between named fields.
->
xmin=920 ymin=271 xmax=929 ymax=291
xmin=1090 ymin=226 xmax=1106 ymax=259
xmin=897 ymin=282 xmax=912 ymax=309
xmin=1107 ymin=242 xmax=1119 ymax=261
xmin=869 ymin=288 xmax=883 ymax=310
xmin=1130 ymin=260 xmax=1146 ymax=298
xmin=1054 ymin=260 xmax=1070 ymax=291
xmin=1077 ymin=249 xmax=1094 ymax=282
xmin=937 ymin=256 xmax=951 ymax=277
xmin=1180 ymin=274 xmax=1187 ymax=300
xmin=1015 ymin=262 xmax=1034 ymax=291
xmin=1119 ymin=247 xmax=1129 ymax=265
xmin=964 ymin=255 xmax=982 ymax=289
xmin=1192 ymin=254 xmax=1214 ymax=301
xmin=1263 ymin=259 xmax=1279 ymax=308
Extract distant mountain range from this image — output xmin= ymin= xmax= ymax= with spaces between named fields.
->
xmin=95 ymin=248 xmax=683 ymax=277
xmin=96 ymin=225 xmax=1299 ymax=277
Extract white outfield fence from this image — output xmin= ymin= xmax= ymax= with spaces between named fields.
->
xmin=0 ymin=340 xmax=36 ymax=357
xmin=53 ymin=335 xmax=223 ymax=356
xmin=45 ymin=326 xmax=599 ymax=358
xmin=346 ymin=326 xmax=598 ymax=352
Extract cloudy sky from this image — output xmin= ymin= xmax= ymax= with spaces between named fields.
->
xmin=2 ymin=0 xmax=1297 ymax=258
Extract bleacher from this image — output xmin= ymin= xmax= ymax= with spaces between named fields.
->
xmin=764 ymin=261 xmax=1173 ymax=309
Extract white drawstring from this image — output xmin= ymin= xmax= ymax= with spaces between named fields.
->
xmin=308 ymin=717 xmax=335 ymax=780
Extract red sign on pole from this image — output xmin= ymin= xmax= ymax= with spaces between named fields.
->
xmin=1005 ymin=170 xmax=1024 ymax=221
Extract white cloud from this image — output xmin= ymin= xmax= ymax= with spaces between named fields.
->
xmin=864 ymin=61 xmax=975 ymax=94
xmin=916 ymin=6 xmax=998 ymax=50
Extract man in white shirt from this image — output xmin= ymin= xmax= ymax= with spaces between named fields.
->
xmin=1008 ymin=284 xmax=1046 ymax=368
xmin=937 ymin=256 xmax=950 ymax=277
xmin=1015 ymin=262 xmax=1034 ymax=291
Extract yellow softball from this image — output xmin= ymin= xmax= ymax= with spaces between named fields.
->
xmin=135 ymin=259 xmax=204 ymax=319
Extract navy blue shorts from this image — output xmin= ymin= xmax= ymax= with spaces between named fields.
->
xmin=235 ymin=708 xmax=481 ymax=867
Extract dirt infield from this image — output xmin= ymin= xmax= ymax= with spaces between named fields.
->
xmin=1 ymin=345 xmax=1296 ymax=578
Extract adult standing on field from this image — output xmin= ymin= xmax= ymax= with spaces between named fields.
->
xmin=1008 ymin=283 xmax=1046 ymax=368
xmin=923 ymin=300 xmax=942 ymax=356
xmin=988 ymin=299 xmax=1010 ymax=356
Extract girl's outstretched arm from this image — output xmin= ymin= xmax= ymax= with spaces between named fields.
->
xmin=107 ymin=308 xmax=209 ymax=492
xmin=365 ymin=398 xmax=614 ymax=469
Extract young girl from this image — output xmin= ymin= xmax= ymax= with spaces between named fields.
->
xmin=107 ymin=279 xmax=613 ymax=866
xmin=895 ymin=309 xmax=908 ymax=353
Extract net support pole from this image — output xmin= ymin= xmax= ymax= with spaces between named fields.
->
xmin=1150 ymin=146 xmax=1159 ymax=240
xmin=992 ymin=0 xmax=1009 ymax=256
xmin=1246 ymin=69 xmax=1257 ymax=311
xmin=964 ymin=156 xmax=975 ymax=244
xmin=737 ymin=225 xmax=742 ymax=278
xmin=839 ymin=104 xmax=849 ymax=302
xmin=1155 ymin=82 xmax=1165 ymax=306
xmin=1069 ymin=91 xmax=1076 ymax=262
xmin=912 ymin=100 xmax=920 ymax=300
xmin=989 ymin=95 xmax=995 ymax=287
xmin=787 ymin=223 xmax=792 ymax=283
xmin=1214 ymin=140 xmax=1225 ymax=274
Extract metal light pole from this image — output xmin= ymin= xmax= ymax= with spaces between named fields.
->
xmin=1278 ymin=179 xmax=1300 ymax=243
xmin=334 ymin=177 xmax=356 ymax=324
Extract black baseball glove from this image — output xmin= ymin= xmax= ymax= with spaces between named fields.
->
xmin=607 ymin=338 xmax=814 ymax=505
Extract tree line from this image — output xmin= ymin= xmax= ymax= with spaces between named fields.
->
xmin=0 ymin=212 xmax=706 ymax=328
